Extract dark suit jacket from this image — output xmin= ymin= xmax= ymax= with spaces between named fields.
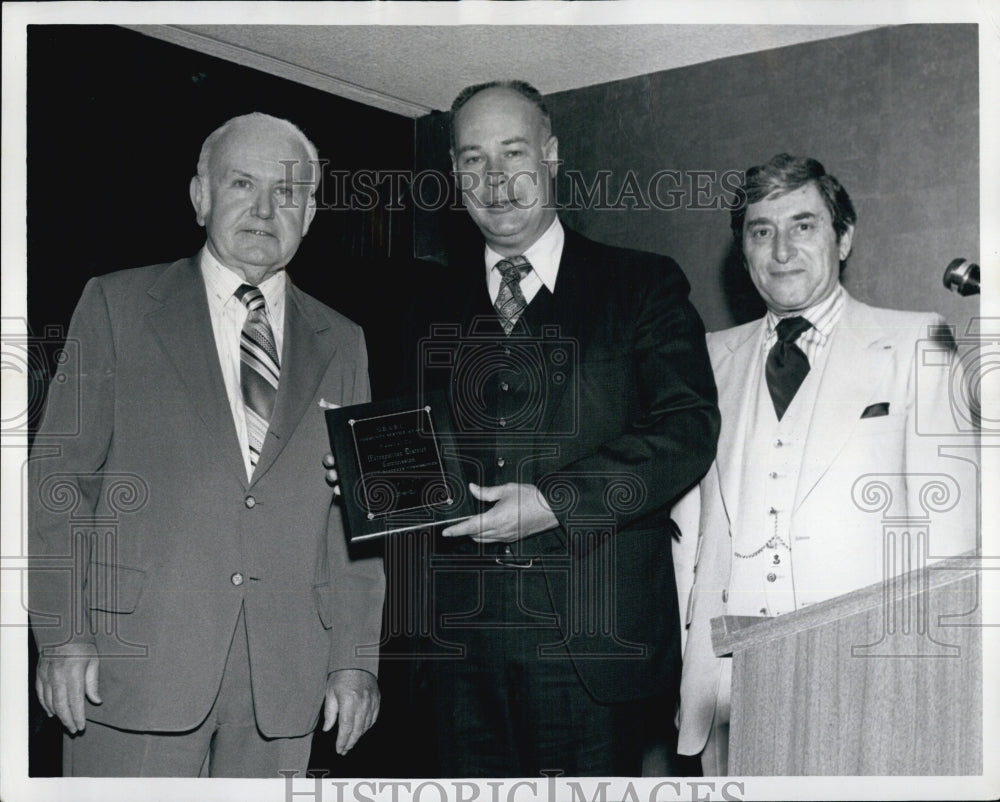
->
xmin=29 ymin=257 xmax=385 ymax=737
xmin=424 ymin=227 xmax=719 ymax=703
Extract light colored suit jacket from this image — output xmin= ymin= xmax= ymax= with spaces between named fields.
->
xmin=676 ymin=292 xmax=977 ymax=756
xmin=29 ymin=257 xmax=385 ymax=737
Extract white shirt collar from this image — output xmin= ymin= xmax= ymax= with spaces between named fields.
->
xmin=484 ymin=216 xmax=564 ymax=294
xmin=199 ymin=246 xmax=286 ymax=316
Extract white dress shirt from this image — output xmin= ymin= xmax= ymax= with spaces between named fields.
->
xmin=763 ymin=283 xmax=846 ymax=366
xmin=485 ymin=217 xmax=565 ymax=312
xmin=199 ymin=247 xmax=286 ymax=480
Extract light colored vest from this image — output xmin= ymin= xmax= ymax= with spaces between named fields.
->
xmin=727 ymin=328 xmax=836 ymax=617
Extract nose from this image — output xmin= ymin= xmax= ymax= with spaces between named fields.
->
xmin=773 ymin=230 xmax=796 ymax=263
xmin=484 ymin=156 xmax=508 ymax=188
xmin=252 ymin=189 xmax=275 ymax=219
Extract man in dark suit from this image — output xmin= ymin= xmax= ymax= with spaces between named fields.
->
xmin=420 ymin=80 xmax=720 ymax=777
xmin=29 ymin=112 xmax=385 ymax=777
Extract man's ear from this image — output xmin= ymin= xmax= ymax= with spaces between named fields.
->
xmin=543 ymin=135 xmax=559 ymax=178
xmin=189 ymin=176 xmax=208 ymax=227
xmin=301 ymin=193 xmax=317 ymax=237
xmin=838 ymin=223 xmax=855 ymax=261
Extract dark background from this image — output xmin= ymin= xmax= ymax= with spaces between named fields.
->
xmin=24 ymin=22 xmax=980 ymax=778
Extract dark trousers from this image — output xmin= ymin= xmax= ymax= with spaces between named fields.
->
xmin=425 ymin=560 xmax=645 ymax=777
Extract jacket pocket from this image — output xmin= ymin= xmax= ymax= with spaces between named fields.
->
xmin=313 ymin=582 xmax=334 ymax=629
xmin=86 ymin=561 xmax=147 ymax=613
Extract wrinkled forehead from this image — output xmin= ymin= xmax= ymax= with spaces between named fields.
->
xmin=211 ymin=123 xmax=315 ymax=183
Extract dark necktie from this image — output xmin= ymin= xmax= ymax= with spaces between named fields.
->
xmin=235 ymin=284 xmax=280 ymax=469
xmin=766 ymin=315 xmax=812 ymax=421
xmin=494 ymin=255 xmax=532 ymax=335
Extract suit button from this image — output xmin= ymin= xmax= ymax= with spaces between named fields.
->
xmin=774 ymin=439 xmax=783 ymax=447
xmin=769 ymin=471 xmax=778 ymax=479
xmin=231 ymin=572 xmax=244 ymax=586
xmin=245 ymin=496 xmax=256 ymax=509
xmin=721 ymin=589 xmax=728 ymax=603
xmin=500 ymin=381 xmax=510 ymax=392
xmin=497 ymin=457 xmax=505 ymax=468
xmin=759 ymin=607 xmax=768 ymax=615
xmin=504 ymin=347 xmax=511 ymax=356
xmin=498 ymin=418 xmax=507 ymax=428
xmin=767 ymin=572 xmax=777 ymax=582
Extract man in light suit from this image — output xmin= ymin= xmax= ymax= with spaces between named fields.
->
xmin=675 ymin=153 xmax=977 ymax=775
xmin=421 ymin=80 xmax=719 ymax=776
xmin=29 ymin=113 xmax=385 ymax=776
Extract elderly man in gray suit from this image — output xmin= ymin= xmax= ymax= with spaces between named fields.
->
xmin=30 ymin=112 xmax=385 ymax=777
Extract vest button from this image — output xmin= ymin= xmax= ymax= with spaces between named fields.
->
xmin=498 ymin=418 xmax=507 ymax=428
xmin=496 ymin=457 xmax=505 ymax=468
xmin=231 ymin=572 xmax=244 ymax=586
xmin=721 ymin=589 xmax=728 ymax=603
xmin=500 ymin=381 xmax=510 ymax=392
xmin=774 ymin=439 xmax=783 ymax=447
xmin=767 ymin=572 xmax=777 ymax=582
xmin=245 ymin=496 xmax=256 ymax=509
xmin=759 ymin=607 xmax=768 ymax=615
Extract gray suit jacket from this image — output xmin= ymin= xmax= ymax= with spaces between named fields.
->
xmin=29 ymin=257 xmax=385 ymax=737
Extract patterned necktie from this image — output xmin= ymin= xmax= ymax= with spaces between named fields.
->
xmin=766 ymin=315 xmax=812 ymax=421
xmin=494 ymin=255 xmax=532 ymax=335
xmin=235 ymin=284 xmax=280 ymax=469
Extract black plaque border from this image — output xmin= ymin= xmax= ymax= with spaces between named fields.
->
xmin=325 ymin=392 xmax=474 ymax=542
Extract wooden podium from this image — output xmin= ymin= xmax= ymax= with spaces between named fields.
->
xmin=711 ymin=553 xmax=982 ymax=775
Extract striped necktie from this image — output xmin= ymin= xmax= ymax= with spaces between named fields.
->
xmin=235 ymin=284 xmax=280 ymax=470
xmin=494 ymin=255 xmax=532 ymax=335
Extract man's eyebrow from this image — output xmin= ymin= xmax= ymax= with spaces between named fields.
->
xmin=744 ymin=216 xmax=772 ymax=228
xmin=791 ymin=211 xmax=819 ymax=221
xmin=455 ymin=145 xmax=482 ymax=156
xmin=500 ymin=137 xmax=530 ymax=146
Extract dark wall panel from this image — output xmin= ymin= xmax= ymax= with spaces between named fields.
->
xmin=27 ymin=24 xmax=417 ymax=402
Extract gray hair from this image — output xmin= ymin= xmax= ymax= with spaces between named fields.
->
xmin=195 ymin=112 xmax=320 ymax=190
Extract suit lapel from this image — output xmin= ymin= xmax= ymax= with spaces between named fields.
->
xmin=538 ymin=231 xmax=588 ymax=434
xmin=713 ymin=321 xmax=765 ymax=525
xmin=145 ymin=258 xmax=249 ymax=486
xmin=794 ymin=296 xmax=895 ymax=510
xmin=250 ymin=282 xmax=335 ymax=483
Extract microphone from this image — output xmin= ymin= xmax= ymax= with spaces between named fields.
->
xmin=942 ymin=258 xmax=980 ymax=296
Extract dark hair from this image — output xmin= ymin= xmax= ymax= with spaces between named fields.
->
xmin=449 ymin=80 xmax=552 ymax=147
xmin=730 ymin=153 xmax=856 ymax=241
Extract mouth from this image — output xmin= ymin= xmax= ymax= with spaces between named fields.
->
xmin=241 ymin=229 xmax=276 ymax=238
